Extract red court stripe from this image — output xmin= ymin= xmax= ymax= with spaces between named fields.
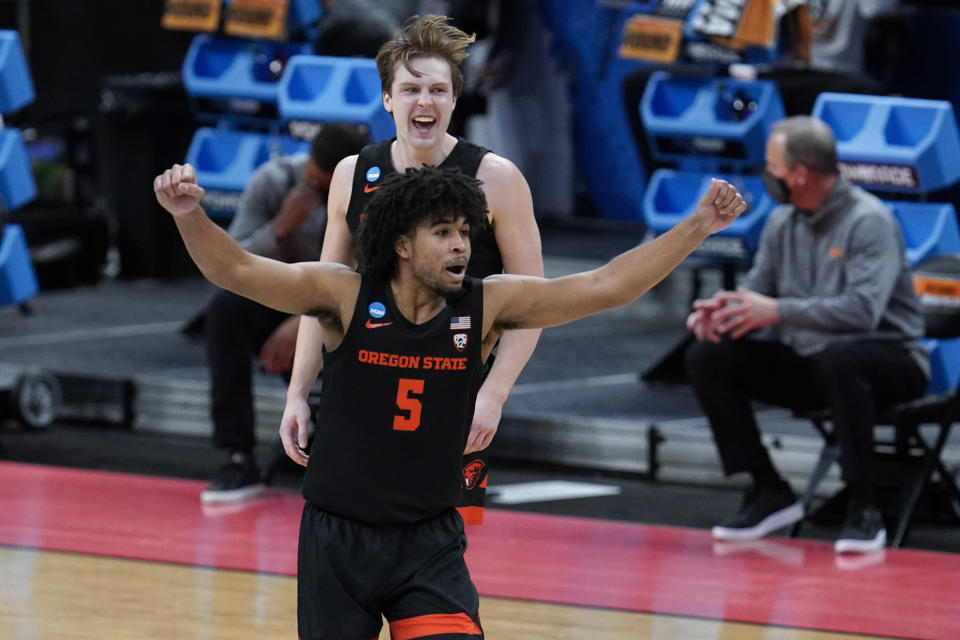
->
xmin=2 ymin=461 xmax=959 ymax=639
xmin=0 ymin=461 xmax=302 ymax=574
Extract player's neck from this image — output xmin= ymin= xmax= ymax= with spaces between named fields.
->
xmin=389 ymin=274 xmax=447 ymax=326
xmin=391 ymin=134 xmax=458 ymax=171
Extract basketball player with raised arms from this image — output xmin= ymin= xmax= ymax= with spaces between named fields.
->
xmin=154 ymin=160 xmax=746 ymax=639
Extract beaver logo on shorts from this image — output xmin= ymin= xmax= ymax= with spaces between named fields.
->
xmin=462 ymin=460 xmax=486 ymax=490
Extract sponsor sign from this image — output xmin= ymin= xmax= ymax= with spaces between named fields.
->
xmin=619 ymin=15 xmax=684 ymax=63
xmin=161 ymin=0 xmax=220 ymax=32
xmin=839 ymin=162 xmax=919 ymax=189
xmin=225 ymin=0 xmax=288 ymax=40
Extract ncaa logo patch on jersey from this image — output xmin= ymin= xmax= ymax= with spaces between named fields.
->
xmin=453 ymin=332 xmax=468 ymax=352
xmin=368 ymin=301 xmax=386 ymax=319
xmin=365 ymin=166 xmax=381 ymax=183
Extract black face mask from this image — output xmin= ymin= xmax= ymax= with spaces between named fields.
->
xmin=762 ymin=169 xmax=791 ymax=204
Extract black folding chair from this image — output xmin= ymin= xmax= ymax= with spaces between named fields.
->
xmin=791 ymin=255 xmax=960 ymax=547
xmin=791 ymin=377 xmax=960 ymax=547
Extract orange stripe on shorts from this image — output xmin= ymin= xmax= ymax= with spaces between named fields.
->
xmin=457 ymin=505 xmax=484 ymax=525
xmin=389 ymin=612 xmax=482 ymax=639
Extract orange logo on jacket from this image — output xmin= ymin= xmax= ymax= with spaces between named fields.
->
xmin=829 ymin=247 xmax=843 ymax=258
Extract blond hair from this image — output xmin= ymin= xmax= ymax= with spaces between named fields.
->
xmin=376 ymin=15 xmax=475 ymax=97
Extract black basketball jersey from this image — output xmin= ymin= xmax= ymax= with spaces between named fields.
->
xmin=345 ymin=138 xmax=504 ymax=278
xmin=302 ymin=276 xmax=487 ymax=524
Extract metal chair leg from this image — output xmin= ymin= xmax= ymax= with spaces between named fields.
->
xmin=791 ymin=443 xmax=840 ymax=537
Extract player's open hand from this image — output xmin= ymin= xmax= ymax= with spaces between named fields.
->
xmin=693 ymin=178 xmax=748 ymax=235
xmin=279 ymin=395 xmax=311 ymax=467
xmin=154 ymin=163 xmax=206 ymax=217
xmin=464 ymin=388 xmax=502 ymax=454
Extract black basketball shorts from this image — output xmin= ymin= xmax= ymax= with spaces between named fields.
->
xmin=297 ymin=502 xmax=483 ymax=640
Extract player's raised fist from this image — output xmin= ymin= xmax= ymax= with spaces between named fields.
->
xmin=692 ymin=178 xmax=748 ymax=235
xmin=154 ymin=163 xmax=206 ymax=217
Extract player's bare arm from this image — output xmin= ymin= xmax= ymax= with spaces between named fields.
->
xmin=283 ymin=154 xmax=359 ymax=463
xmin=289 ymin=154 xmax=360 ymax=372
xmin=478 ymin=154 xmax=544 ymax=280
xmin=482 ymin=179 xmax=747 ymax=337
xmin=153 ymin=163 xmax=359 ymax=336
xmin=464 ymin=153 xmax=544 ymax=453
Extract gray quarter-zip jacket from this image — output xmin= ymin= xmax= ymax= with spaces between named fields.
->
xmin=743 ymin=178 xmax=930 ymax=380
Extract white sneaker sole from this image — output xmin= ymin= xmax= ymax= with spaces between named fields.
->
xmin=200 ymin=483 xmax=266 ymax=504
xmin=712 ymin=502 xmax=804 ymax=541
xmin=835 ymin=528 xmax=887 ymax=554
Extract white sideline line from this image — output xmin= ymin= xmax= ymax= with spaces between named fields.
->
xmin=488 ymin=480 xmax=622 ymax=504
xmin=509 ymin=372 xmax=638 ymax=396
xmin=0 ymin=322 xmax=185 ymax=348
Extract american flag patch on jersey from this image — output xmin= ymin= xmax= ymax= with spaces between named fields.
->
xmin=450 ymin=316 xmax=471 ymax=330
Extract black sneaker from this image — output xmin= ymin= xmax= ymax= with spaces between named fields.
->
xmin=835 ymin=502 xmax=886 ymax=554
xmin=712 ymin=484 xmax=803 ymax=541
xmin=201 ymin=452 xmax=266 ymax=504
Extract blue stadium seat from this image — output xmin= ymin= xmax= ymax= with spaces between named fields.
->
xmin=886 ymin=201 xmax=960 ymax=266
xmin=277 ymin=55 xmax=394 ymax=143
xmin=639 ymin=71 xmax=785 ymax=172
xmin=182 ymin=35 xmax=311 ymax=127
xmin=0 ymin=224 xmax=38 ymax=306
xmin=185 ymin=127 xmax=310 ymax=218
xmin=0 ymin=128 xmax=37 ymax=212
xmin=0 ymin=30 xmax=35 ymax=115
xmin=924 ymin=337 xmax=960 ymax=394
xmin=813 ymin=93 xmax=960 ymax=194
xmin=642 ymin=169 xmax=775 ymax=263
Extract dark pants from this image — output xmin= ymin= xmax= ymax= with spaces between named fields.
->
xmin=685 ymin=338 xmax=927 ymax=485
xmin=205 ymin=290 xmax=289 ymax=453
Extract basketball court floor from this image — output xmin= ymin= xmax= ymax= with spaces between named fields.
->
xmin=2 ymin=460 xmax=959 ymax=639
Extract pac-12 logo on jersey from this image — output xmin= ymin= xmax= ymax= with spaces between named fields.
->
xmin=453 ymin=332 xmax=468 ymax=352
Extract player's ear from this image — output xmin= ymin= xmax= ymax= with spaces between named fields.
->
xmin=395 ymin=233 xmax=411 ymax=259
xmin=383 ymin=91 xmax=393 ymax=113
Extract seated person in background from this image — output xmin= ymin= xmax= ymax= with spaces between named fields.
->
xmin=684 ymin=116 xmax=929 ymax=554
xmin=202 ymin=122 xmax=371 ymax=503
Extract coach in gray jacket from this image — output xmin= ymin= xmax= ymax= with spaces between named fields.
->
xmin=685 ymin=116 xmax=929 ymax=554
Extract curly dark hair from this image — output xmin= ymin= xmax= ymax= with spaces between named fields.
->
xmin=356 ymin=165 xmax=488 ymax=282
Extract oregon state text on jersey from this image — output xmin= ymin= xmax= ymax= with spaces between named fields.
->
xmin=302 ymin=276 xmax=486 ymax=524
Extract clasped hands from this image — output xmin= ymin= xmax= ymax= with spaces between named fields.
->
xmin=686 ymin=287 xmax=779 ymax=342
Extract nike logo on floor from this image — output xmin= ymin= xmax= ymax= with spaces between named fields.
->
xmin=365 ymin=319 xmax=392 ymax=329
